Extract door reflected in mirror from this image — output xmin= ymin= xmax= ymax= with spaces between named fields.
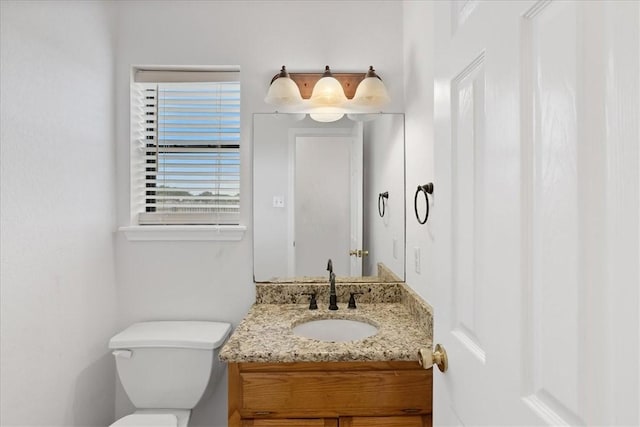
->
xmin=253 ymin=113 xmax=405 ymax=282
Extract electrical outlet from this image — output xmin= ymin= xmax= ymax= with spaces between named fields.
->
xmin=272 ymin=196 xmax=285 ymax=208
xmin=414 ymin=247 xmax=421 ymax=274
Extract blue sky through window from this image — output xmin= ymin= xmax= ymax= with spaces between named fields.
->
xmin=147 ymin=81 xmax=240 ymax=212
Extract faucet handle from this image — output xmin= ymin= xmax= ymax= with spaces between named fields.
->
xmin=348 ymin=292 xmax=364 ymax=309
xmin=302 ymin=293 xmax=318 ymax=310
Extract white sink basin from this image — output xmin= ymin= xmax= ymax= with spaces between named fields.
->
xmin=292 ymin=319 xmax=378 ymax=342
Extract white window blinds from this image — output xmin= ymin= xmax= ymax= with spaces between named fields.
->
xmin=132 ymin=71 xmax=240 ymax=225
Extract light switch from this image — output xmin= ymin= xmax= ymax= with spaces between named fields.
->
xmin=273 ymin=196 xmax=285 ymax=208
xmin=414 ymin=247 xmax=421 ymax=274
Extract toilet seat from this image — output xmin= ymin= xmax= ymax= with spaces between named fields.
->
xmin=110 ymin=414 xmax=177 ymax=426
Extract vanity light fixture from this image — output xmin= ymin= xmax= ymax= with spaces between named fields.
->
xmin=265 ymin=65 xmax=390 ymax=122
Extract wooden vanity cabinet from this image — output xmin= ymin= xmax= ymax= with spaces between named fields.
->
xmin=228 ymin=361 xmax=432 ymax=427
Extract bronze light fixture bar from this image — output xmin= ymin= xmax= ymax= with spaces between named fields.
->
xmin=266 ymin=65 xmax=387 ymax=102
xmin=271 ymin=68 xmax=367 ymax=100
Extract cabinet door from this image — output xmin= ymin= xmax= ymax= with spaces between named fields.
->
xmin=339 ymin=415 xmax=431 ymax=427
xmin=243 ymin=419 xmax=337 ymax=427
xmin=239 ymin=370 xmax=431 ymax=417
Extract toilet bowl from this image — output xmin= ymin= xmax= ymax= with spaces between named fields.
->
xmin=108 ymin=321 xmax=231 ymax=427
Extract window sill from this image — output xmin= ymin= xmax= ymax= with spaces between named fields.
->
xmin=119 ymin=225 xmax=247 ymax=241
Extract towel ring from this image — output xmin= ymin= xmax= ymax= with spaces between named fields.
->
xmin=378 ymin=192 xmax=389 ymax=217
xmin=414 ymin=183 xmax=434 ymax=225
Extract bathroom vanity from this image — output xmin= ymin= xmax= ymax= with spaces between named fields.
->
xmin=228 ymin=360 xmax=432 ymax=427
xmin=220 ymin=277 xmax=433 ymax=427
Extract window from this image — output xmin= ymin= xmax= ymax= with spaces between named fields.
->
xmin=131 ymin=68 xmax=240 ymax=226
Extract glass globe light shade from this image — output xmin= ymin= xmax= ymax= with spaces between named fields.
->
xmin=264 ymin=75 xmax=303 ymax=106
xmin=309 ymin=107 xmax=344 ymax=122
xmin=310 ymin=66 xmax=348 ymax=107
xmin=310 ymin=113 xmax=344 ymax=122
xmin=352 ymin=66 xmax=390 ymax=108
xmin=353 ymin=76 xmax=390 ymax=107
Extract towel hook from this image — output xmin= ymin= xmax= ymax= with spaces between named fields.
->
xmin=414 ymin=183 xmax=434 ymax=225
xmin=378 ymin=191 xmax=389 ymax=217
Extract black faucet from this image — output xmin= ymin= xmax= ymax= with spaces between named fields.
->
xmin=327 ymin=259 xmax=338 ymax=310
xmin=302 ymin=292 xmax=318 ymax=310
xmin=348 ymin=292 xmax=364 ymax=309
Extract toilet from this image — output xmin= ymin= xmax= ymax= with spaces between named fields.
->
xmin=108 ymin=320 xmax=232 ymax=427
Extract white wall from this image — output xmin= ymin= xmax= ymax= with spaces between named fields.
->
xmin=363 ymin=114 xmax=406 ymax=278
xmin=113 ymin=2 xmax=404 ymax=425
xmin=0 ymin=1 xmax=119 ymax=426
xmin=402 ymin=1 xmax=436 ymax=302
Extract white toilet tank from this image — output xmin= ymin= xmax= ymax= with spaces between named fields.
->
xmin=109 ymin=321 xmax=231 ymax=409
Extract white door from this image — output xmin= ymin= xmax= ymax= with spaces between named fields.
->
xmin=432 ymin=1 xmax=639 ymax=425
xmin=293 ymin=135 xmax=362 ymax=277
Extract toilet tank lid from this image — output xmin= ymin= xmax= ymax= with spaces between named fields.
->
xmin=111 ymin=414 xmax=177 ymax=427
xmin=109 ymin=321 xmax=232 ymax=350
xmin=109 ymin=414 xmax=178 ymax=427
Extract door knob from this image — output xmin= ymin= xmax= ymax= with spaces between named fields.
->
xmin=349 ymin=249 xmax=369 ymax=258
xmin=418 ymin=344 xmax=448 ymax=372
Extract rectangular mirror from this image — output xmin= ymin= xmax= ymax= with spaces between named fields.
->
xmin=253 ymin=113 xmax=405 ymax=282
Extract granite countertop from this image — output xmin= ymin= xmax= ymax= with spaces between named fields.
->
xmin=219 ymin=302 xmax=432 ymax=363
